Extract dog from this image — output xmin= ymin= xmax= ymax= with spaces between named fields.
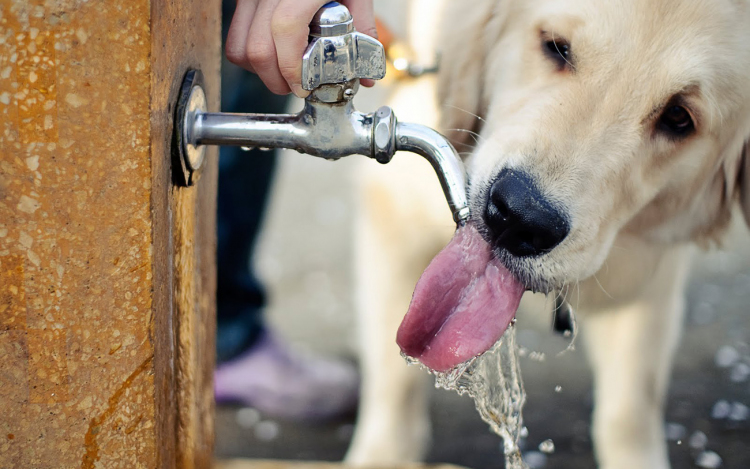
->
xmin=344 ymin=0 xmax=750 ymax=467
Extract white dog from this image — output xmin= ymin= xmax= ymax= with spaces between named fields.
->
xmin=345 ymin=0 xmax=750 ymax=468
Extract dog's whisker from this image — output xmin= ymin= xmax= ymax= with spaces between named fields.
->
xmin=593 ymin=273 xmax=613 ymax=299
xmin=609 ymin=243 xmax=633 ymax=253
xmin=552 ymin=284 xmax=568 ymax=305
xmin=551 ymin=32 xmax=576 ymax=71
xmin=447 ymin=128 xmax=485 ymax=146
xmin=443 ymin=104 xmax=486 ymax=123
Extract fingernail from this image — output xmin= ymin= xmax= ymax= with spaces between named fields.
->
xmin=292 ymin=84 xmax=310 ymax=99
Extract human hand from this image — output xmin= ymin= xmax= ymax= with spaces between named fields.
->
xmin=226 ymin=0 xmax=377 ymax=98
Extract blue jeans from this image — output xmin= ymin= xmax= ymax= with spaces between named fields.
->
xmin=216 ymin=2 xmax=289 ymax=362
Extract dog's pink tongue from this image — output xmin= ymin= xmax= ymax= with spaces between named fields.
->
xmin=397 ymin=224 xmax=524 ymax=372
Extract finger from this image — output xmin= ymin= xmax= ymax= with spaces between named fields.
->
xmin=246 ymin=0 xmax=292 ymax=95
xmin=343 ymin=0 xmax=377 ymax=39
xmin=226 ymin=0 xmax=260 ymax=70
xmin=272 ymin=0 xmax=330 ymax=98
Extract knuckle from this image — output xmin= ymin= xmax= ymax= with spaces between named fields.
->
xmin=246 ymin=43 xmax=275 ymax=68
xmin=225 ymin=44 xmax=246 ymax=66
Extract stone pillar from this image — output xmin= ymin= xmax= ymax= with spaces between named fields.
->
xmin=0 ymin=1 xmax=220 ymax=467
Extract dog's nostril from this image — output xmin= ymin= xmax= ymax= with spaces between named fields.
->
xmin=495 ymin=199 xmax=510 ymax=220
xmin=484 ymin=169 xmax=570 ymax=257
xmin=532 ymin=234 xmax=548 ymax=251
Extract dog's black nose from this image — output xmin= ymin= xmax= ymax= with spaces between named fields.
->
xmin=484 ymin=169 xmax=570 ymax=257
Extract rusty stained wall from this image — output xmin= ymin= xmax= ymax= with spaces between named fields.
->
xmin=0 ymin=0 xmax=157 ymax=467
xmin=150 ymin=0 xmax=221 ymax=467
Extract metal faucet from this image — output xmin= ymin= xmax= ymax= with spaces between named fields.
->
xmin=174 ymin=1 xmax=470 ymax=226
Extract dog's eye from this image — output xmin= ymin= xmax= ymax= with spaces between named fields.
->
xmin=657 ymin=105 xmax=694 ymax=138
xmin=543 ymin=38 xmax=571 ymax=70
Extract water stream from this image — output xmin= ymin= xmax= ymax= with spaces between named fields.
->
xmin=407 ymin=325 xmax=528 ymax=468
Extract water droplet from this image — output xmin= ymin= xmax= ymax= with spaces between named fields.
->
xmin=529 ymin=351 xmax=546 ymax=362
xmin=538 ymin=439 xmax=555 ymax=454
xmin=254 ymin=420 xmax=280 ymax=441
xmin=258 ymin=147 xmax=272 ymax=152
xmin=554 ymin=385 xmax=562 ymax=393
xmin=711 ymin=400 xmax=731 ymax=420
xmin=729 ymin=362 xmax=750 ymax=383
xmin=665 ymin=422 xmax=686 ymax=441
xmin=715 ymin=345 xmax=740 ymax=368
xmin=689 ymin=430 xmax=708 ymax=450
xmin=520 ymin=426 xmax=529 ymax=438
xmin=695 ymin=450 xmax=722 ymax=468
xmin=677 ymin=440 xmax=682 ymax=445
xmin=523 ymin=451 xmax=547 ymax=468
xmin=728 ymin=402 xmax=748 ymax=422
xmin=240 ymin=146 xmax=254 ymax=152
xmin=235 ymin=407 xmax=260 ymax=429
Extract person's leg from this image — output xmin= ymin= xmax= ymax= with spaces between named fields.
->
xmin=214 ymin=44 xmax=285 ymax=361
xmin=214 ymin=1 xmax=358 ymax=420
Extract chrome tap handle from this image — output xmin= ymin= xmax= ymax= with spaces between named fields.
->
xmin=301 ymin=2 xmax=386 ymax=90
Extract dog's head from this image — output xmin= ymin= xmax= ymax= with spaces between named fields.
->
xmin=438 ymin=0 xmax=750 ymax=291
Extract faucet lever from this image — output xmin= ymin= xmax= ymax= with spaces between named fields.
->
xmin=301 ymin=2 xmax=386 ymax=90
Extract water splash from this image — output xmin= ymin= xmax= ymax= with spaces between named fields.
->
xmin=407 ymin=326 xmax=528 ymax=468
xmin=538 ymin=439 xmax=555 ymax=454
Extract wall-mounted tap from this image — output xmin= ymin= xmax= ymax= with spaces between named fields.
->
xmin=174 ymin=1 xmax=470 ymax=226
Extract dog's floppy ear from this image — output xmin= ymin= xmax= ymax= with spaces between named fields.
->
xmin=437 ymin=0 xmax=501 ymax=149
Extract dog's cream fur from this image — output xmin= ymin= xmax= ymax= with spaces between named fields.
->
xmin=345 ymin=0 xmax=750 ymax=468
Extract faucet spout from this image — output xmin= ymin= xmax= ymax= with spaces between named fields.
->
xmin=395 ymin=123 xmax=470 ymax=225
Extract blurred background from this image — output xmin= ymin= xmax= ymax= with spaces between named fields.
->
xmin=214 ymin=1 xmax=750 ymax=468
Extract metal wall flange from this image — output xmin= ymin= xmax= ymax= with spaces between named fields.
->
xmin=173 ymin=69 xmax=208 ymax=186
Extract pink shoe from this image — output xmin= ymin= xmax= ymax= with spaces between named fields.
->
xmin=214 ymin=332 xmax=359 ymax=421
